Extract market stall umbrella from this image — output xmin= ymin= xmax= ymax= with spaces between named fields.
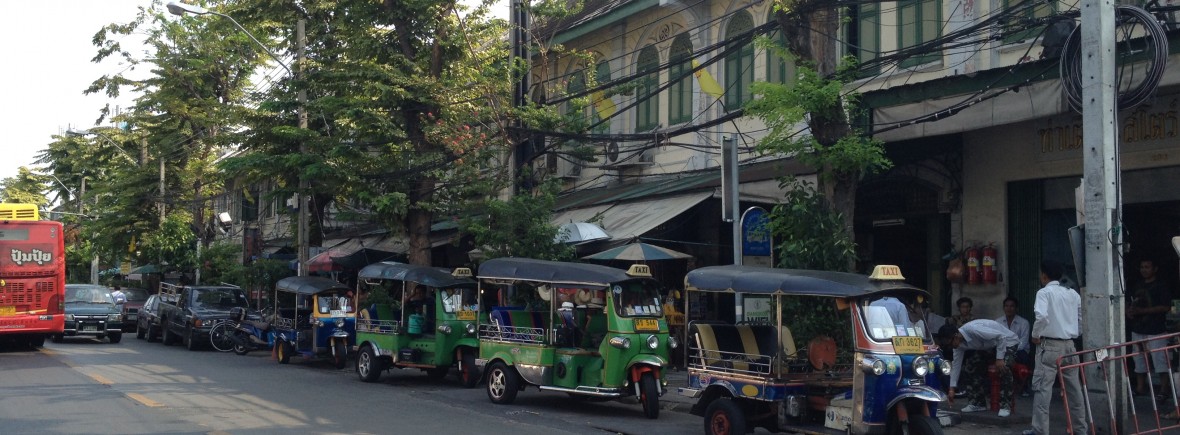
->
xmin=582 ymin=242 xmax=692 ymax=261
xmin=555 ymin=222 xmax=610 ymax=244
xmin=129 ymin=264 xmax=161 ymax=274
xmin=304 ymin=249 xmax=348 ymax=273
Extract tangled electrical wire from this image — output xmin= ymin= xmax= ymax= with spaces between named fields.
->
xmin=1060 ymin=5 xmax=1169 ymax=112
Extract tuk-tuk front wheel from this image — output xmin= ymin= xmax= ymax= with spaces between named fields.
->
xmin=332 ymin=338 xmax=348 ymax=370
xmin=895 ymin=415 xmax=942 ymax=435
xmin=459 ymin=349 xmax=480 ymax=388
xmin=639 ymin=372 xmax=660 ymax=419
xmin=276 ymin=341 xmax=291 ymax=364
xmin=486 ymin=361 xmax=519 ymax=405
xmin=704 ymin=397 xmax=746 ymax=435
xmin=356 ymin=345 xmax=383 ymax=383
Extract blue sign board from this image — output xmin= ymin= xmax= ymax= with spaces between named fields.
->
xmin=741 ymin=207 xmax=772 ymax=257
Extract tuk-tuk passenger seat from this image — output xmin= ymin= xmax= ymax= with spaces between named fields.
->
xmin=371 ymin=304 xmax=398 ymax=332
xmin=692 ymin=324 xmax=772 ymax=373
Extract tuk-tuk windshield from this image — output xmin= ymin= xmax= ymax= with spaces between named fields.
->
xmin=861 ymin=295 xmax=931 ymax=342
xmin=316 ymin=293 xmax=355 ymax=314
xmin=612 ymin=280 xmax=663 ymax=318
xmin=440 ymin=286 xmax=478 ymax=313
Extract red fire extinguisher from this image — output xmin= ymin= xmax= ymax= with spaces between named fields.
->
xmin=982 ymin=243 xmax=998 ymax=284
xmin=965 ymin=245 xmax=981 ymax=285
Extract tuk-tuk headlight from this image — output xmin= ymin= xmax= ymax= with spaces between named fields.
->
xmin=646 ymin=335 xmax=659 ymax=350
xmin=609 ymin=336 xmax=631 ymax=350
xmin=940 ymin=359 xmax=952 ymax=375
xmin=862 ymin=358 xmax=886 ymax=376
xmin=437 ymin=324 xmax=453 ymax=334
xmin=913 ymin=356 xmax=930 ymax=376
xmin=668 ymin=335 xmax=679 ymax=349
xmin=465 ymin=322 xmax=477 ymax=335
xmin=335 ymin=318 xmax=344 ymax=328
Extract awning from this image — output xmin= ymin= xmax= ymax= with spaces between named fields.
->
xmin=550 ymin=192 xmax=711 ymax=243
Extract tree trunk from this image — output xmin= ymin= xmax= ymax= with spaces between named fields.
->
xmin=778 ymin=3 xmax=858 ymax=271
xmin=405 ymin=177 xmax=433 ymax=266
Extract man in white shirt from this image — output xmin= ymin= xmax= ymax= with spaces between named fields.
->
xmin=109 ymin=286 xmax=126 ymax=305
xmin=949 ymin=318 xmax=1020 ymax=417
xmin=1024 ymin=260 xmax=1087 ymax=435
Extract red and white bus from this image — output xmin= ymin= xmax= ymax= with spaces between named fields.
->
xmin=0 ymin=204 xmax=65 ymax=348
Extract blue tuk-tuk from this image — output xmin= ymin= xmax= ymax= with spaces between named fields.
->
xmin=272 ymin=276 xmax=357 ymax=369
xmin=678 ymin=265 xmax=949 ymax=435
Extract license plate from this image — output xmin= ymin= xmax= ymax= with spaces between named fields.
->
xmin=82 ymin=325 xmax=98 ymax=332
xmin=126 ymin=314 xmax=137 ymax=321
xmin=634 ymin=318 xmax=659 ymax=331
xmin=892 ymin=336 xmax=924 ymax=354
xmin=0 ymin=306 xmax=13 ymax=316
xmin=457 ymin=310 xmax=476 ymax=321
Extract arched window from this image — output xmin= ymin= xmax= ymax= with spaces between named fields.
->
xmin=593 ymin=62 xmax=612 ymax=134
xmin=766 ymin=16 xmax=796 ymax=86
xmin=565 ymin=69 xmax=586 ymax=118
xmin=723 ymin=10 xmax=754 ymax=110
xmin=898 ymin=0 xmax=941 ymax=67
xmin=668 ymin=33 xmax=693 ymax=124
xmin=635 ymin=45 xmax=660 ymax=132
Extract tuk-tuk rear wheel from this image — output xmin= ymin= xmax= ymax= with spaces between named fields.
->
xmin=459 ymin=349 xmax=480 ymax=388
xmin=357 ymin=345 xmax=383 ymax=382
xmin=486 ymin=361 xmax=519 ymax=405
xmin=704 ymin=398 xmax=746 ymax=435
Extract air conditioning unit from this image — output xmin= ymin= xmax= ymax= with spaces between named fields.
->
xmin=559 ymin=159 xmax=582 ymax=179
xmin=604 ymin=142 xmax=655 ymax=168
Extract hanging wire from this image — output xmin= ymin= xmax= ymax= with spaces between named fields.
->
xmin=1060 ymin=5 xmax=1169 ymax=112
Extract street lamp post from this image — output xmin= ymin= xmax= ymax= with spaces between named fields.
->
xmin=166 ymin=2 xmax=310 ymax=277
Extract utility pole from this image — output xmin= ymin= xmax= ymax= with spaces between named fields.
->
xmin=1080 ymin=0 xmax=1125 ymax=429
xmin=510 ymin=0 xmax=530 ymax=193
xmin=296 ymin=19 xmax=310 ymax=277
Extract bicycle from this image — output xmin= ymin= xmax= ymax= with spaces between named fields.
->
xmin=209 ymin=319 xmax=237 ymax=352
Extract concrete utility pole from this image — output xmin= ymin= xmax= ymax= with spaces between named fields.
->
xmin=297 ymin=19 xmax=310 ymax=277
xmin=1080 ymin=0 xmax=1125 ymax=428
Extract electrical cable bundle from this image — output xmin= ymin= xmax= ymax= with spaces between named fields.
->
xmin=1060 ymin=5 xmax=1169 ymax=112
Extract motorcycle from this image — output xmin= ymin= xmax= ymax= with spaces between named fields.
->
xmin=227 ymin=306 xmax=274 ymax=355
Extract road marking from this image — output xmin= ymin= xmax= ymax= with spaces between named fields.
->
xmin=125 ymin=392 xmax=164 ymax=408
xmin=88 ymin=373 xmax=114 ymax=385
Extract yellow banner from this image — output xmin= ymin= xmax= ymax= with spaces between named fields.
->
xmin=591 ymin=90 xmax=617 ymax=119
xmin=692 ymin=59 xmax=724 ymax=99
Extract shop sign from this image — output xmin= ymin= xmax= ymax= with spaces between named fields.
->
xmin=1039 ymin=99 xmax=1179 ymax=159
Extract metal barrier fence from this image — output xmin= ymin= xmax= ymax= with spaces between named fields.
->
xmin=1058 ymin=331 xmax=1180 ymax=434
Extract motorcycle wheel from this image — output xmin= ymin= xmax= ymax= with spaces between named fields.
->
xmin=332 ymin=337 xmax=348 ymax=369
xmin=232 ymin=330 xmax=250 ymax=355
xmin=639 ymin=372 xmax=660 ymax=419
xmin=277 ymin=340 xmax=291 ymax=364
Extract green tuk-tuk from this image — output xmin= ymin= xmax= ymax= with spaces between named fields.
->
xmin=354 ymin=262 xmax=481 ymax=387
xmin=475 ymin=258 xmax=674 ymax=419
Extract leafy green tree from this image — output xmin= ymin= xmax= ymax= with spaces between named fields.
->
xmin=0 ymin=167 xmax=50 ymax=206
xmin=137 ymin=211 xmax=198 ymax=273
xmin=462 ymin=181 xmax=574 ymax=262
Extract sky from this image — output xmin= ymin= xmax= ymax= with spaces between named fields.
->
xmin=1 ymin=1 xmax=154 ymax=182
xmin=0 ymin=0 xmax=508 ymax=183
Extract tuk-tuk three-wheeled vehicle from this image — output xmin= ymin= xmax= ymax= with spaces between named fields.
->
xmin=353 ymin=262 xmax=482 ymax=387
xmin=475 ymin=258 xmax=675 ymax=419
xmin=679 ymin=265 xmax=950 ymax=435
xmin=271 ymin=276 xmax=357 ymax=369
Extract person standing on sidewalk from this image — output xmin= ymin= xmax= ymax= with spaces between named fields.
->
xmin=948 ymin=319 xmax=1020 ymax=417
xmin=1025 ymin=260 xmax=1087 ymax=435
xmin=1127 ymin=258 xmax=1173 ymax=399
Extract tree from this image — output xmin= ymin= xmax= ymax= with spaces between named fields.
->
xmin=0 ymin=167 xmax=50 ymax=206
xmin=749 ymin=15 xmax=892 ymax=271
xmin=217 ymin=0 xmax=518 ymax=267
xmin=462 ymin=180 xmax=574 ymax=262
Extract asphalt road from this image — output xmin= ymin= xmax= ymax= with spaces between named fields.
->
xmin=0 ymin=336 xmax=701 ymax=435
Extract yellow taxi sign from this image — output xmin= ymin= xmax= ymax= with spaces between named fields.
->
xmin=869 ymin=265 xmax=906 ymax=281
xmin=452 ymin=267 xmax=473 ymax=278
xmin=626 ymin=264 xmax=652 ymax=277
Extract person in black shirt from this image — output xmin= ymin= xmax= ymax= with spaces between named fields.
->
xmin=1127 ymin=258 xmax=1173 ymax=397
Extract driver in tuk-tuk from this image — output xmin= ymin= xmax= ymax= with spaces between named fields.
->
xmin=407 ymin=285 xmax=435 ymax=332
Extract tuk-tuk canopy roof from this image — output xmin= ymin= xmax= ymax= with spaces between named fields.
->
xmin=275 ymin=276 xmax=350 ymax=295
xmin=477 ymin=257 xmax=641 ymax=287
xmin=684 ymin=265 xmax=927 ymax=298
xmin=358 ymin=262 xmax=475 ymax=288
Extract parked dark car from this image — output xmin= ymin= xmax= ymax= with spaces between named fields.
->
xmin=136 ymin=294 xmax=163 ymax=341
xmin=55 ymin=284 xmax=123 ymax=343
xmin=116 ymin=288 xmax=151 ymax=332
